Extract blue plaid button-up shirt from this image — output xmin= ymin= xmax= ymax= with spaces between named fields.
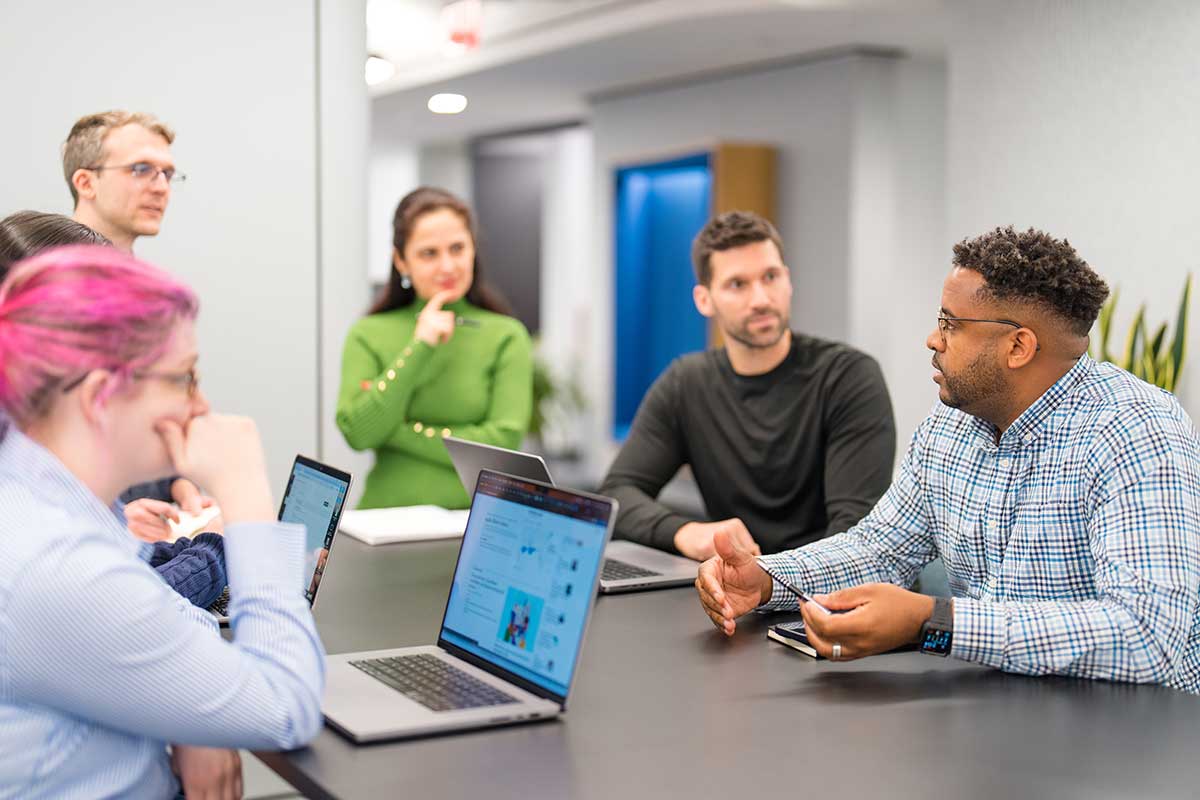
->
xmin=759 ymin=356 xmax=1200 ymax=693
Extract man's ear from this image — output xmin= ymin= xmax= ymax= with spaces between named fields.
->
xmin=693 ymin=284 xmax=714 ymax=318
xmin=71 ymin=169 xmax=97 ymax=203
xmin=1006 ymin=328 xmax=1040 ymax=369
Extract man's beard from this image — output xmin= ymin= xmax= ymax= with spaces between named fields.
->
xmin=934 ymin=350 xmax=1005 ymax=411
xmin=723 ymin=309 xmax=790 ymax=350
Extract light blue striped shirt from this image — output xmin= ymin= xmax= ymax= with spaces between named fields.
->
xmin=0 ymin=423 xmax=327 ymax=798
xmin=760 ymin=356 xmax=1200 ymax=692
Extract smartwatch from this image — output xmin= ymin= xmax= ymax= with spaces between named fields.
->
xmin=919 ymin=596 xmax=954 ymax=657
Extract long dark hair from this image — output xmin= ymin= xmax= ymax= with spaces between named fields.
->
xmin=368 ymin=186 xmax=511 ymax=316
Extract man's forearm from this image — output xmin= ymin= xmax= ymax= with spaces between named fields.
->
xmin=602 ymin=481 xmax=694 ymax=553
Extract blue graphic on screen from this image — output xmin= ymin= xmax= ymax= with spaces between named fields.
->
xmin=279 ymin=462 xmax=347 ymax=598
xmin=440 ymin=474 xmax=609 ymax=698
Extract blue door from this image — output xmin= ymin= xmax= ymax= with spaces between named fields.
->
xmin=613 ymin=154 xmax=711 ymax=439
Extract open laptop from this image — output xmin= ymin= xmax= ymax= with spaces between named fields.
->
xmin=323 ymin=469 xmax=614 ymax=743
xmin=207 ymin=455 xmax=351 ymax=624
xmin=443 ymin=436 xmax=697 ymax=593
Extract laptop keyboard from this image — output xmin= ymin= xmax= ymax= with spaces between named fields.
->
xmin=602 ymin=558 xmax=660 ymax=581
xmin=351 ymin=653 xmax=520 ymax=712
xmin=208 ymin=586 xmax=230 ymax=616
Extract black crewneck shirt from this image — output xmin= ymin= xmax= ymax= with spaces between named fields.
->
xmin=600 ymin=333 xmax=896 ymax=555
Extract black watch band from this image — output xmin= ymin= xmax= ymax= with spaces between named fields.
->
xmin=919 ymin=596 xmax=954 ymax=657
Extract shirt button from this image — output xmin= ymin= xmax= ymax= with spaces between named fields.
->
xmin=377 ymin=381 xmax=387 ymax=392
xmin=987 ymin=519 xmax=998 ymax=529
xmin=414 ymin=422 xmax=424 ymax=433
xmin=386 ymin=369 xmax=396 ymax=380
xmin=999 ymin=458 xmax=1011 ymax=469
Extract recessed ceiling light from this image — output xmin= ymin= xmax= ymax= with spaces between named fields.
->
xmin=364 ymin=55 xmax=395 ymax=86
xmin=428 ymin=93 xmax=468 ymax=114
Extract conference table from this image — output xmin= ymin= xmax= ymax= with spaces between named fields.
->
xmin=257 ymin=536 xmax=1200 ymax=800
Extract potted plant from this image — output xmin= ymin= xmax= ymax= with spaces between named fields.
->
xmin=1091 ymin=275 xmax=1191 ymax=393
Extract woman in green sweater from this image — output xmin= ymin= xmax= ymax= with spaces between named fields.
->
xmin=337 ymin=187 xmax=533 ymax=509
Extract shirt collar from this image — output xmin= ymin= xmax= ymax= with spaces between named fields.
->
xmin=998 ymin=355 xmax=1094 ymax=449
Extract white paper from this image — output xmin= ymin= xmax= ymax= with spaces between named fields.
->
xmin=167 ymin=505 xmax=222 ymax=542
xmin=338 ymin=505 xmax=470 ymax=545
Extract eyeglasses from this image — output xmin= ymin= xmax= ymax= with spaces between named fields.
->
xmin=85 ymin=162 xmax=187 ymax=184
xmin=935 ymin=312 xmax=1024 ymax=345
xmin=61 ymin=367 xmax=200 ymax=397
xmin=136 ymin=367 xmax=201 ymax=397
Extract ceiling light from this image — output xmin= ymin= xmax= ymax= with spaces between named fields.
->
xmin=364 ymin=55 xmax=396 ymax=86
xmin=428 ymin=93 xmax=468 ymax=114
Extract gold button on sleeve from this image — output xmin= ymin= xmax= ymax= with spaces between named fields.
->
xmin=413 ymin=422 xmax=424 ymax=433
xmin=377 ymin=380 xmax=387 ymax=392
xmin=424 ymin=428 xmax=435 ymax=438
xmin=395 ymin=358 xmax=405 ymax=368
xmin=403 ymin=346 xmax=413 ymax=357
xmin=386 ymin=369 xmax=396 ymax=380
xmin=441 ymin=428 xmax=452 ymax=438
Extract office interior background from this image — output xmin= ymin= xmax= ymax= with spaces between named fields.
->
xmin=2 ymin=0 xmax=1197 ymax=506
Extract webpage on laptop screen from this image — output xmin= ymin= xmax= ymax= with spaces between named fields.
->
xmin=279 ymin=461 xmax=347 ymax=600
xmin=440 ymin=473 xmax=609 ymax=698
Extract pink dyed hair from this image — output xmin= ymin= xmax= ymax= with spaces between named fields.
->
xmin=0 ymin=245 xmax=198 ymax=423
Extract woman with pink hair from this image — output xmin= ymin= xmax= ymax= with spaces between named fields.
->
xmin=0 ymin=246 xmax=324 ymax=798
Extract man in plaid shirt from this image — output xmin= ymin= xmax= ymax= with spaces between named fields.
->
xmin=696 ymin=226 xmax=1200 ymax=693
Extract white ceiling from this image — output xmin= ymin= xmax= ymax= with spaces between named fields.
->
xmin=370 ymin=0 xmax=949 ymax=142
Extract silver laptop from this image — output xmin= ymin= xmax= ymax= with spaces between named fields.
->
xmin=207 ymin=455 xmax=351 ymax=624
xmin=444 ymin=436 xmax=697 ymax=593
xmin=323 ymin=470 xmax=614 ymax=743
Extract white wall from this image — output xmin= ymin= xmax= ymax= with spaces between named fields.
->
xmin=947 ymin=0 xmax=1200 ymax=418
xmin=539 ymin=126 xmax=595 ymax=455
xmin=367 ymin=139 xmax=419 ymax=285
xmin=0 ymin=0 xmax=368 ymax=490
xmin=846 ymin=56 xmax=947 ymax=449
xmin=318 ymin=0 xmax=373 ymax=503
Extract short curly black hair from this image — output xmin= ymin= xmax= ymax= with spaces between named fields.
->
xmin=952 ymin=226 xmax=1110 ymax=336
xmin=692 ymin=211 xmax=783 ymax=285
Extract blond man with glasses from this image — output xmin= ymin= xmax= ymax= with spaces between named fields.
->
xmin=63 ymin=110 xmax=186 ymax=252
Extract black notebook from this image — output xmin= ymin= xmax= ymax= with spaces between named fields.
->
xmin=767 ymin=620 xmax=821 ymax=658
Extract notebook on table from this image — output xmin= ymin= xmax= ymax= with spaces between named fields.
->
xmin=322 ymin=469 xmax=615 ymax=743
xmin=443 ymin=436 xmax=697 ymax=593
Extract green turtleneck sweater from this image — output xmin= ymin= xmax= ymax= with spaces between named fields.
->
xmin=336 ymin=298 xmax=533 ymax=509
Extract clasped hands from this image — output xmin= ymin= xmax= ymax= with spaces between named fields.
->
xmin=695 ymin=528 xmax=934 ymax=660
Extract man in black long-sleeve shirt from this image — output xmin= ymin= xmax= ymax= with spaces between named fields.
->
xmin=600 ymin=211 xmax=895 ymax=560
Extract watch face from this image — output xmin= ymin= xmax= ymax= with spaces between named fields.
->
xmin=921 ymin=627 xmax=952 ymax=656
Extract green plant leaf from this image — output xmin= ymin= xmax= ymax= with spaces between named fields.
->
xmin=1168 ymin=274 xmax=1191 ymax=390
xmin=1121 ymin=304 xmax=1145 ymax=374
xmin=1096 ymin=290 xmax=1117 ymax=362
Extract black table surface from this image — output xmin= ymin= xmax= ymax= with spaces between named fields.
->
xmin=257 ymin=536 xmax=1200 ymax=800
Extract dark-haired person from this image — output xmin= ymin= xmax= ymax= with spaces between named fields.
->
xmin=0 ymin=210 xmax=225 ymax=609
xmin=697 ymin=226 xmax=1200 ymax=692
xmin=337 ymin=187 xmax=533 ymax=509
xmin=600 ymin=211 xmax=896 ymax=561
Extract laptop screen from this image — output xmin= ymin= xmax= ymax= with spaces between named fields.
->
xmin=439 ymin=471 xmax=612 ymax=700
xmin=278 ymin=456 xmax=351 ymax=603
